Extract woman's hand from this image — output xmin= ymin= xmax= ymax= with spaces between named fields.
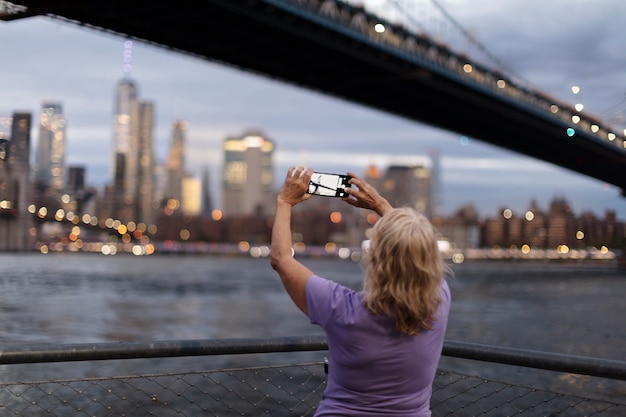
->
xmin=343 ymin=172 xmax=392 ymax=216
xmin=277 ymin=166 xmax=313 ymax=207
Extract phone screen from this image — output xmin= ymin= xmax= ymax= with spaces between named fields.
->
xmin=308 ymin=172 xmax=351 ymax=197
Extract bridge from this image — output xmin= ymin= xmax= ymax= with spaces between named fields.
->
xmin=2 ymin=0 xmax=626 ymax=195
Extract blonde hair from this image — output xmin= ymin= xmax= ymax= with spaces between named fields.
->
xmin=362 ymin=207 xmax=449 ymax=335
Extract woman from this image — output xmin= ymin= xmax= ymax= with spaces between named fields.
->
xmin=270 ymin=167 xmax=451 ymax=417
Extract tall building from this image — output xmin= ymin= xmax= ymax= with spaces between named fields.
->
xmin=107 ymin=76 xmax=156 ymax=226
xmin=222 ymin=132 xmax=274 ymax=216
xmin=0 ymin=112 xmax=33 ymax=250
xmin=164 ymin=120 xmax=186 ymax=204
xmin=381 ymin=164 xmax=432 ymax=217
xmin=112 ymin=78 xmax=138 ymax=200
xmin=34 ymin=102 xmax=66 ymax=193
xmin=131 ymin=101 xmax=156 ymax=226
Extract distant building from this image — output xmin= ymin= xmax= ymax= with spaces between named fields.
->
xmin=222 ymin=132 xmax=274 ymax=216
xmin=0 ymin=112 xmax=33 ymax=250
xmin=106 ymin=77 xmax=156 ymax=226
xmin=381 ymin=164 xmax=433 ymax=217
xmin=164 ymin=120 xmax=186 ymax=205
xmin=35 ymin=102 xmax=66 ymax=193
xmin=67 ymin=166 xmax=86 ymax=192
xmin=181 ymin=175 xmax=202 ymax=215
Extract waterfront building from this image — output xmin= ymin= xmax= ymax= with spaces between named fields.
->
xmin=0 ymin=112 xmax=33 ymax=250
xmin=222 ymin=132 xmax=274 ymax=216
xmin=34 ymin=102 xmax=66 ymax=193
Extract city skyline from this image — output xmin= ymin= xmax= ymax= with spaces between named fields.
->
xmin=1 ymin=0 xmax=625 ymax=218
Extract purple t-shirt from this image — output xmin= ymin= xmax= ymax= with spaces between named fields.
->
xmin=306 ymin=274 xmax=451 ymax=417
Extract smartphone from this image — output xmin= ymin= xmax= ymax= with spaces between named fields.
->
xmin=308 ymin=172 xmax=351 ymax=197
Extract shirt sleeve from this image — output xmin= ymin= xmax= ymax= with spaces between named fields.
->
xmin=307 ymin=274 xmax=357 ymax=329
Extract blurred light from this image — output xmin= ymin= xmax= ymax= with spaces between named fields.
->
xmin=502 ymin=208 xmax=513 ymax=219
xmin=571 ymin=86 xmax=580 ymax=94
xmin=55 ymin=208 xmax=64 ymax=221
xmin=550 ymin=105 xmax=558 ymax=113
xmin=574 ymin=103 xmax=584 ymax=112
xmin=211 ymin=209 xmax=223 ymax=221
xmin=497 ymin=79 xmax=506 ymax=88
xmin=437 ymin=240 xmax=450 ymax=251
xmin=571 ymin=115 xmax=580 ymax=124
xmin=459 ymin=136 xmax=469 ymax=146
xmin=61 ymin=194 xmax=71 ymax=204
xmin=525 ymin=211 xmax=534 ymax=221
xmin=374 ymin=23 xmax=385 ymax=33
xmin=608 ymin=132 xmax=616 ymax=141
xmin=72 ymin=226 xmax=81 ymax=236
xmin=117 ymin=224 xmax=128 ymax=235
xmin=145 ymin=243 xmax=155 ymax=255
xmin=451 ymin=253 xmax=464 ymax=264
xmin=591 ymin=124 xmax=599 ymax=133
xmin=37 ymin=207 xmax=47 ymax=218
xmin=82 ymin=214 xmax=91 ymax=224
xmin=366 ymin=213 xmax=378 ymax=225
xmin=238 ymin=241 xmax=250 ymax=252
xmin=40 ymin=244 xmax=49 ymax=254
xmin=330 ymin=211 xmax=342 ymax=223
xmin=463 ymin=63 xmax=472 ymax=73
xmin=576 ymin=230 xmax=584 ymax=240
xmin=28 ymin=204 xmax=36 ymax=214
xmin=566 ymin=128 xmax=575 ymax=137
xmin=521 ymin=244 xmax=531 ymax=254
xmin=180 ymin=229 xmax=190 ymax=240
xmin=294 ymin=241 xmax=306 ymax=253
xmin=324 ymin=242 xmax=337 ymax=253
xmin=166 ymin=199 xmax=180 ymax=210
xmin=338 ymin=247 xmax=351 ymax=259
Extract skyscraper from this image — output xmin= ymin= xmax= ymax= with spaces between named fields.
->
xmin=108 ymin=73 xmax=156 ymax=225
xmin=164 ymin=120 xmax=186 ymax=204
xmin=112 ymin=78 xmax=138 ymax=199
xmin=35 ymin=102 xmax=66 ymax=193
xmin=222 ymin=132 xmax=274 ymax=216
xmin=133 ymin=101 xmax=155 ymax=225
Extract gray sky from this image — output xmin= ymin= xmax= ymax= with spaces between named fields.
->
xmin=1 ymin=0 xmax=625 ymax=218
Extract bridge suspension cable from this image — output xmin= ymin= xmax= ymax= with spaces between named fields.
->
xmin=386 ymin=0 xmax=530 ymax=87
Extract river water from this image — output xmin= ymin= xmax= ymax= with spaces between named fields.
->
xmin=0 ymin=253 xmax=625 ymax=381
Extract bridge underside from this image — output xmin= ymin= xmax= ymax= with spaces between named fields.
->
xmin=4 ymin=0 xmax=626 ymax=194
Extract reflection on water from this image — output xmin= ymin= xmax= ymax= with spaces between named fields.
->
xmin=0 ymin=253 xmax=624 ymax=381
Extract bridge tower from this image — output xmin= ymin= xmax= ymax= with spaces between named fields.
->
xmin=0 ymin=112 xmax=34 ymax=251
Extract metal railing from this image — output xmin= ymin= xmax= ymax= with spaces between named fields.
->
xmin=1 ymin=337 xmax=625 ymax=416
